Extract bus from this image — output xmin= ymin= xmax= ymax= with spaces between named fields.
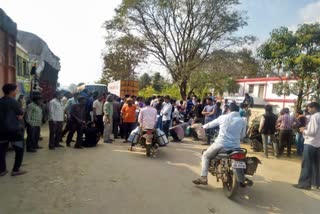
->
xmin=77 ymin=84 xmax=108 ymax=95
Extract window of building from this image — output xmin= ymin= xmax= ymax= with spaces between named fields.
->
xmin=248 ymin=85 xmax=254 ymax=93
xmin=23 ymin=61 xmax=28 ymax=77
xmin=16 ymin=56 xmax=22 ymax=76
xmin=258 ymin=84 xmax=265 ymax=98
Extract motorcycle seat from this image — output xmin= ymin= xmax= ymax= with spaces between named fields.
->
xmin=216 ymin=153 xmax=229 ymax=159
xmin=216 ymin=148 xmax=245 ymax=159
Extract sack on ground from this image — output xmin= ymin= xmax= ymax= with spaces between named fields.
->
xmin=156 ymin=128 xmax=169 ymax=146
xmin=169 ymin=125 xmax=185 ymax=141
xmin=128 ymin=126 xmax=141 ymax=144
xmin=83 ymin=126 xmax=100 ymax=147
xmin=185 ymin=126 xmax=191 ymax=137
xmin=191 ymin=123 xmax=206 ymax=139
xmin=250 ymin=139 xmax=263 ymax=152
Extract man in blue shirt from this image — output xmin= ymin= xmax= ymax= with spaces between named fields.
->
xmin=193 ymin=103 xmax=247 ymax=185
xmin=185 ymin=97 xmax=194 ymax=117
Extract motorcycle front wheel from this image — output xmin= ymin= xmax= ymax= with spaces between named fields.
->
xmin=222 ymin=170 xmax=239 ymax=199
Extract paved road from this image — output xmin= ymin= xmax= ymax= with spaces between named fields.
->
xmin=0 ymin=132 xmax=319 ymax=214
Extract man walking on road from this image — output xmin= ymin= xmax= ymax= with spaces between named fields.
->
xmin=48 ymin=91 xmax=65 ymax=150
xmin=293 ymin=102 xmax=320 ymax=190
xmin=0 ymin=84 xmax=27 ymax=176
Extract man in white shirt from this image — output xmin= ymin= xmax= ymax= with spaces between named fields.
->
xmin=93 ymin=95 xmax=104 ymax=135
xmin=48 ymin=91 xmax=65 ymax=150
xmin=138 ymin=98 xmax=157 ymax=130
xmin=193 ymin=103 xmax=247 ymax=185
xmin=160 ymin=95 xmax=173 ymax=138
xmin=293 ymin=102 xmax=320 ymax=190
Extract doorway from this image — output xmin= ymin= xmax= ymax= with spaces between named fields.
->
xmin=258 ymin=84 xmax=265 ymax=99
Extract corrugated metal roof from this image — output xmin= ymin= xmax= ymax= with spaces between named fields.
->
xmin=17 ymin=30 xmax=60 ymax=71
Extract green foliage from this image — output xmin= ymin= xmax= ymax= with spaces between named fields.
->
xmin=161 ymin=84 xmax=181 ymax=100
xmin=138 ymin=83 xmax=181 ymax=100
xmin=97 ymin=73 xmax=111 ymax=85
xmin=189 ymin=49 xmax=257 ymax=96
xmin=139 ymin=73 xmax=152 ymax=90
xmin=138 ymin=85 xmax=158 ymax=98
xmin=152 ymin=72 xmax=165 ymax=92
xmin=101 ymin=34 xmax=147 ymax=83
xmin=274 ymin=82 xmax=290 ymax=96
xmin=259 ymin=23 xmax=320 ymax=111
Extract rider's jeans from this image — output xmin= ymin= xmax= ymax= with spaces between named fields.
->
xmin=201 ymin=143 xmax=223 ymax=177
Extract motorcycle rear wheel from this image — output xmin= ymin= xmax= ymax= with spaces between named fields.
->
xmin=146 ymin=144 xmax=151 ymax=157
xmin=222 ymin=170 xmax=239 ymax=199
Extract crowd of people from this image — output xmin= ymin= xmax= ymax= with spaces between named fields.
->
xmin=257 ymin=105 xmax=311 ymax=158
xmin=0 ymin=83 xmax=319 ymax=190
xmin=0 ymin=85 xmax=260 ymax=173
xmin=0 ymin=86 xmax=239 ymax=176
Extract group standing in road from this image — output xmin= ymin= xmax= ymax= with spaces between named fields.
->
xmin=0 ymin=82 xmax=319 ymax=192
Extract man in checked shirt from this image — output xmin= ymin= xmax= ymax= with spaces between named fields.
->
xmin=276 ymin=108 xmax=299 ymax=157
xmin=26 ymin=94 xmax=43 ymax=152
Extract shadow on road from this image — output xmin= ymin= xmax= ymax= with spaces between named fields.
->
xmin=160 ymin=142 xmax=320 ymax=214
xmin=2 ymin=136 xmax=319 ymax=214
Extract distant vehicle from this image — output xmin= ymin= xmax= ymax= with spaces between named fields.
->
xmin=0 ymin=9 xmax=17 ymax=97
xmin=108 ymin=80 xmax=139 ymax=97
xmin=77 ymin=84 xmax=108 ymax=95
xmin=17 ymin=30 xmax=61 ymax=101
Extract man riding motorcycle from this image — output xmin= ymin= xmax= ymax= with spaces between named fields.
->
xmin=138 ymin=98 xmax=157 ymax=130
xmin=137 ymin=98 xmax=158 ymax=156
xmin=192 ymin=103 xmax=247 ymax=185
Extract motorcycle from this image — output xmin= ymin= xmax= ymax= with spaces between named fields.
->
xmin=204 ymin=148 xmax=261 ymax=199
xmin=130 ymin=129 xmax=159 ymax=157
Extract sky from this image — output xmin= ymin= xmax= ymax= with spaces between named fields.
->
xmin=1 ymin=0 xmax=320 ymax=86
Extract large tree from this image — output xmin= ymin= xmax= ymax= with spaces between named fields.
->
xmin=258 ymin=24 xmax=320 ymax=111
xmin=105 ymin=0 xmax=252 ymax=99
xmin=101 ymin=34 xmax=147 ymax=83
